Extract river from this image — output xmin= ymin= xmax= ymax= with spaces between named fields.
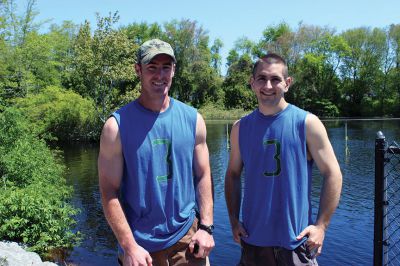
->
xmin=60 ymin=119 xmax=400 ymax=266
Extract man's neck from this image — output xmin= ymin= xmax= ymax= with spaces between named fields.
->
xmin=138 ymin=95 xmax=170 ymax=113
xmin=258 ymin=100 xmax=288 ymax=116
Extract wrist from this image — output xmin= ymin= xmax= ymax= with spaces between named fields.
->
xmin=120 ymin=239 xmax=139 ymax=253
xmin=229 ymin=216 xmax=240 ymax=227
xmin=198 ymin=222 xmax=214 ymax=235
xmin=315 ymin=221 xmax=328 ymax=231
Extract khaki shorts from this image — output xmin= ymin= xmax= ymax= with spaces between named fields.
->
xmin=238 ymin=240 xmax=318 ymax=266
xmin=118 ymin=217 xmax=210 ymax=266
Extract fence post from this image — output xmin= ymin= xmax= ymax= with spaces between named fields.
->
xmin=374 ymin=131 xmax=385 ymax=266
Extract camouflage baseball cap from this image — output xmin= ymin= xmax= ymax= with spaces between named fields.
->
xmin=137 ymin=39 xmax=176 ymax=64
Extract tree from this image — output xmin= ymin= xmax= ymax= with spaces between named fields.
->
xmin=123 ymin=21 xmax=163 ymax=45
xmin=388 ymin=24 xmax=400 ymax=115
xmin=210 ymin=38 xmax=223 ymax=74
xmin=340 ymin=27 xmax=386 ymax=116
xmin=67 ymin=12 xmax=137 ymax=122
xmin=0 ymin=0 xmax=48 ymax=98
xmin=287 ymin=26 xmax=346 ymax=116
xmin=163 ymin=19 xmax=222 ymax=106
xmin=223 ymin=53 xmax=255 ymax=110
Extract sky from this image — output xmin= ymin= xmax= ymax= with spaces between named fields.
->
xmin=14 ymin=0 xmax=400 ymax=72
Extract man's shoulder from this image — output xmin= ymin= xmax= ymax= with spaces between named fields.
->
xmin=114 ymin=100 xmax=137 ymax=114
xmin=171 ymin=97 xmax=197 ymax=112
xmin=239 ymin=109 xmax=258 ymax=123
xmin=287 ymin=104 xmax=307 ymax=113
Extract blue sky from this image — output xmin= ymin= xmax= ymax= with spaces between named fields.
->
xmin=14 ymin=0 xmax=400 ymax=71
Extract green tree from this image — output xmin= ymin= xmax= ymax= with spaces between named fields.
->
xmin=0 ymin=0 xmax=48 ymax=98
xmin=47 ymin=21 xmax=78 ymax=87
xmin=210 ymin=38 xmax=223 ymax=75
xmin=287 ymin=27 xmax=347 ymax=116
xmin=163 ymin=19 xmax=222 ymax=106
xmin=340 ymin=27 xmax=386 ymax=116
xmin=67 ymin=12 xmax=136 ymax=122
xmin=124 ymin=21 xmax=163 ymax=45
xmin=223 ymin=53 xmax=255 ymax=110
xmin=388 ymin=24 xmax=400 ymax=115
xmin=257 ymin=22 xmax=300 ymax=68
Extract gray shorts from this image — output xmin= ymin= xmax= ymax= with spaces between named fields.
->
xmin=238 ymin=240 xmax=318 ymax=266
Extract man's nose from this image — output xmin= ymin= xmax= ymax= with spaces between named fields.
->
xmin=155 ymin=67 xmax=168 ymax=77
xmin=265 ymin=79 xmax=273 ymax=88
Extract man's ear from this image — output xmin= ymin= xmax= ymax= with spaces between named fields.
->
xmin=284 ymin=76 xmax=292 ymax=92
xmin=171 ymin=64 xmax=176 ymax=78
xmin=134 ymin=64 xmax=141 ymax=76
xmin=249 ymin=76 xmax=254 ymax=90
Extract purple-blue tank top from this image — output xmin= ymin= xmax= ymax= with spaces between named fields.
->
xmin=112 ymin=98 xmax=197 ymax=252
xmin=239 ymin=104 xmax=313 ymax=250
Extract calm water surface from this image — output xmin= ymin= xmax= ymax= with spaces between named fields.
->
xmin=61 ymin=119 xmax=400 ymax=266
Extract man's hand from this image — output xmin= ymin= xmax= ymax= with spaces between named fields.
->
xmin=123 ymin=244 xmax=153 ymax=266
xmin=189 ymin=229 xmax=215 ymax=258
xmin=296 ymin=224 xmax=326 ymax=257
xmin=231 ymin=220 xmax=248 ymax=244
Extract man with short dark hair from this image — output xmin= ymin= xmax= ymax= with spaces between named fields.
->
xmin=225 ymin=53 xmax=342 ymax=265
xmin=99 ymin=39 xmax=215 ymax=266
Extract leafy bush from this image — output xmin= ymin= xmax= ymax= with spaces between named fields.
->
xmin=0 ymin=108 xmax=80 ymax=258
xmin=13 ymin=86 xmax=100 ymax=141
xmin=306 ymin=99 xmax=340 ymax=118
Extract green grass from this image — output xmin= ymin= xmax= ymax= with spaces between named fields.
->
xmin=198 ymin=103 xmax=250 ymax=121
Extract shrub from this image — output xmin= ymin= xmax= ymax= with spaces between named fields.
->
xmin=13 ymin=86 xmax=100 ymax=141
xmin=0 ymin=108 xmax=80 ymax=258
xmin=307 ymin=99 xmax=340 ymax=118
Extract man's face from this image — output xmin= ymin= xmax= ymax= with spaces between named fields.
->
xmin=250 ymin=62 xmax=291 ymax=107
xmin=135 ymin=54 xmax=175 ymax=97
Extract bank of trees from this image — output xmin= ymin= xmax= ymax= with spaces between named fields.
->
xmin=2 ymin=1 xmax=400 ymax=126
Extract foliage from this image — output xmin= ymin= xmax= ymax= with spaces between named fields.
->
xmin=163 ymin=19 xmax=223 ymax=107
xmin=0 ymin=0 xmax=62 ymax=98
xmin=222 ymin=53 xmax=256 ymax=110
xmin=0 ymin=108 xmax=80 ymax=258
xmin=198 ymin=102 xmax=249 ymax=120
xmin=306 ymin=99 xmax=340 ymax=118
xmin=2 ymin=1 xmax=400 ymax=122
xmin=12 ymin=86 xmax=100 ymax=141
xmin=67 ymin=12 xmax=137 ymax=122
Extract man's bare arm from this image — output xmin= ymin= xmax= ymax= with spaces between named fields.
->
xmin=98 ymin=117 xmax=152 ymax=266
xmin=224 ymin=120 xmax=247 ymax=244
xmin=297 ymin=114 xmax=343 ymax=256
xmin=189 ymin=113 xmax=215 ymax=258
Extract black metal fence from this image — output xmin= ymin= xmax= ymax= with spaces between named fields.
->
xmin=374 ymin=131 xmax=400 ymax=266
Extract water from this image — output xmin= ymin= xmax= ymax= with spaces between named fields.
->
xmin=60 ymin=119 xmax=400 ymax=266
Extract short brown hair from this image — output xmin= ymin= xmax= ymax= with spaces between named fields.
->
xmin=252 ymin=53 xmax=288 ymax=78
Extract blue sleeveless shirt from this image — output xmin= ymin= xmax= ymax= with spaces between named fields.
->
xmin=239 ymin=104 xmax=313 ymax=250
xmin=112 ymin=98 xmax=197 ymax=252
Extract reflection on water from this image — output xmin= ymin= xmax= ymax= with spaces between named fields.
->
xmin=61 ymin=120 xmax=400 ymax=266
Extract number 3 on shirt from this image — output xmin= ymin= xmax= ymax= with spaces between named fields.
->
xmin=152 ymin=139 xmax=172 ymax=182
xmin=263 ymin=139 xmax=281 ymax=177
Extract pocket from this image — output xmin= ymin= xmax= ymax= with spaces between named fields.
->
xmin=294 ymin=241 xmax=314 ymax=262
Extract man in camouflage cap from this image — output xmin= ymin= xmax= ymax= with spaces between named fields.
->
xmin=99 ymin=39 xmax=215 ymax=266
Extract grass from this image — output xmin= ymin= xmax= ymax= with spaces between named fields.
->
xmin=198 ymin=103 xmax=250 ymax=121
